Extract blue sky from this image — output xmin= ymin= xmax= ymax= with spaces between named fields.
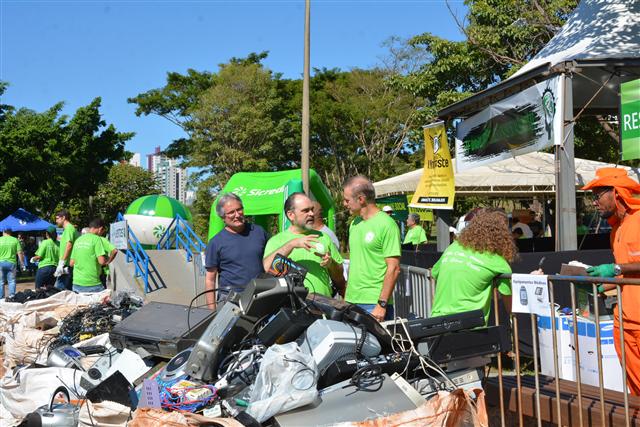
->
xmin=1 ymin=0 xmax=465 ymax=158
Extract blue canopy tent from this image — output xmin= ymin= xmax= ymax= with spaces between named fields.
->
xmin=0 ymin=209 xmax=55 ymax=232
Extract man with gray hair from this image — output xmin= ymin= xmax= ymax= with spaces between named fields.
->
xmin=204 ymin=193 xmax=268 ymax=310
xmin=343 ymin=175 xmax=401 ymax=321
xmin=403 ymin=213 xmax=427 ymax=246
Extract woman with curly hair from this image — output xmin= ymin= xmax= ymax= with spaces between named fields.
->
xmin=430 ymin=208 xmax=518 ymax=325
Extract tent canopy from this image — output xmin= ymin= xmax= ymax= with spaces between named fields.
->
xmin=208 ymin=169 xmax=335 ymax=240
xmin=0 ymin=208 xmax=55 ymax=232
xmin=439 ymin=0 xmax=640 ymax=120
xmin=374 ymin=152 xmax=640 ymax=198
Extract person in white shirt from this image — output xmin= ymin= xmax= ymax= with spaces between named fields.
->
xmin=512 ymin=221 xmax=533 ymax=238
xmin=312 ymin=201 xmax=340 ymax=251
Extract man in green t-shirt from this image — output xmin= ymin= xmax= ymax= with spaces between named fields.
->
xmin=99 ymin=233 xmax=118 ymax=288
xmin=70 ymin=218 xmax=108 ymax=293
xmin=0 ymin=228 xmax=26 ymax=299
xmin=33 ymin=226 xmax=60 ymax=289
xmin=403 ymin=213 xmax=428 ymax=246
xmin=263 ymin=193 xmax=345 ymax=297
xmin=54 ymin=209 xmax=78 ymax=290
xmin=343 ymin=176 xmax=401 ymax=321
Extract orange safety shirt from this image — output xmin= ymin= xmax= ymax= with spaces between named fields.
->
xmin=611 ymin=210 xmax=640 ymax=330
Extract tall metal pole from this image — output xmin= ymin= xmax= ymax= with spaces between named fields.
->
xmin=301 ymin=0 xmax=311 ymax=195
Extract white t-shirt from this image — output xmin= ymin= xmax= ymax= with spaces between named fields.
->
xmin=512 ymin=222 xmax=533 ymax=238
xmin=320 ymin=225 xmax=341 ymax=251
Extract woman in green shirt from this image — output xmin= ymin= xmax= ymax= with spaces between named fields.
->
xmin=431 ymin=208 xmax=518 ymax=324
xmin=33 ymin=227 xmax=60 ymax=289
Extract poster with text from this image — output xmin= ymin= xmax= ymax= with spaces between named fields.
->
xmin=455 ymin=75 xmax=562 ymax=171
xmin=511 ymin=273 xmax=550 ymax=316
xmin=409 ymin=121 xmax=455 ymax=210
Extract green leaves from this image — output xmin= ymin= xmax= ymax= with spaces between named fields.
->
xmin=93 ymin=163 xmax=160 ymax=223
xmin=0 ymin=87 xmax=131 ymax=220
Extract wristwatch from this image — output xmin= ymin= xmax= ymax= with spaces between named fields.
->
xmin=377 ymin=299 xmax=388 ymax=308
xmin=614 ymin=264 xmax=622 ymax=276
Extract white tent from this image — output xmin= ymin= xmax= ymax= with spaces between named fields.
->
xmin=374 ymin=152 xmax=640 ymax=198
xmin=437 ymin=0 xmax=640 ymax=251
xmin=440 ymin=0 xmax=640 ymax=120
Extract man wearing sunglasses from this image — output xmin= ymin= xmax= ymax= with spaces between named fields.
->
xmin=583 ymin=167 xmax=640 ymax=395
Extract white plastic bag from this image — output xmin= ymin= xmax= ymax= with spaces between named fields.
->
xmin=246 ymin=342 xmax=318 ymax=423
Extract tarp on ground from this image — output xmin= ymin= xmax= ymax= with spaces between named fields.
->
xmin=0 ymin=208 xmax=54 ymax=232
xmin=373 ymin=152 xmax=640 ymax=197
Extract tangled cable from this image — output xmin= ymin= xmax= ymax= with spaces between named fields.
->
xmin=47 ymin=296 xmax=141 ymax=351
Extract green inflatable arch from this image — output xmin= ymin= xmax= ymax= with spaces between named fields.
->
xmin=208 ymin=169 xmax=335 ymax=241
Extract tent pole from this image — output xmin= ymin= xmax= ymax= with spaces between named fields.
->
xmin=301 ymin=0 xmax=311 ymax=195
xmin=435 ymin=210 xmax=451 ymax=252
xmin=555 ymin=73 xmax=578 ymax=251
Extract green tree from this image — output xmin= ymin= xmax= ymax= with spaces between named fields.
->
xmin=94 ymin=163 xmax=160 ymax=223
xmin=0 ymin=84 xmax=132 ymax=219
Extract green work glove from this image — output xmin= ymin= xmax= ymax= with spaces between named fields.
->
xmin=586 ymin=263 xmax=616 ymax=278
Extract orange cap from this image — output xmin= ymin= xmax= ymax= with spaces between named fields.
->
xmin=582 ymin=167 xmax=640 ymax=193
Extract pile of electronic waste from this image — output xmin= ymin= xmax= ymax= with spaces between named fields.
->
xmin=2 ymin=255 xmax=511 ymax=426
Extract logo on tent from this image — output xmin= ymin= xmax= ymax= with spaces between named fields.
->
xmin=19 ymin=220 xmax=26 ymax=225
xmin=232 ymin=186 xmax=248 ymax=197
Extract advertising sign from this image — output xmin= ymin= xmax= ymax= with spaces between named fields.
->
xmin=455 ymin=76 xmax=562 ymax=171
xmin=409 ymin=121 xmax=455 ymax=210
xmin=511 ymin=274 xmax=550 ymax=316
xmin=375 ymin=195 xmax=409 ymax=221
xmin=109 ymin=220 xmax=129 ymax=250
xmin=621 ymin=78 xmax=640 ymax=161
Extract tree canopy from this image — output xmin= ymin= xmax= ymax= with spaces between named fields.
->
xmin=0 ymin=84 xmax=132 ymax=220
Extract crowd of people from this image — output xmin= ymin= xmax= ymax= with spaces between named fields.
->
xmin=205 ymin=175 xmax=401 ymax=321
xmin=1 ymin=168 xmax=638 ymax=396
xmin=0 ymin=209 xmax=118 ymax=299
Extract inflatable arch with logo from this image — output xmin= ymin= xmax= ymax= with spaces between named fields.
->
xmin=208 ymin=169 xmax=336 ymax=241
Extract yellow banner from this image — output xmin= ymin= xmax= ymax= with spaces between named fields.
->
xmin=409 ymin=121 xmax=455 ymax=210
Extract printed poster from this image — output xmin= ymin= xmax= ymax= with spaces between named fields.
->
xmin=409 ymin=121 xmax=455 ymax=210
xmin=511 ymin=273 xmax=550 ymax=316
xmin=621 ymin=78 xmax=640 ymax=161
xmin=455 ymin=75 xmax=563 ymax=171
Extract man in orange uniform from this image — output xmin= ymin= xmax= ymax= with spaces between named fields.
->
xmin=583 ymin=168 xmax=640 ymax=395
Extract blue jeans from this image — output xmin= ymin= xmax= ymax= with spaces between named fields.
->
xmin=35 ymin=265 xmax=57 ymax=289
xmin=356 ymin=303 xmax=395 ymax=321
xmin=55 ymin=268 xmax=73 ymax=290
xmin=0 ymin=261 xmax=17 ymax=299
xmin=73 ymin=284 xmax=105 ymax=293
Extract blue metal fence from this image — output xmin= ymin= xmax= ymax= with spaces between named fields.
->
xmin=116 ymin=213 xmax=150 ymax=293
xmin=156 ymin=214 xmax=206 ymax=262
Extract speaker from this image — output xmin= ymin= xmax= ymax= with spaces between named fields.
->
xmin=160 ymin=347 xmax=192 ymax=382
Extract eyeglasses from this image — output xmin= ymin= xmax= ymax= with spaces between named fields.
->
xmin=593 ymin=189 xmax=612 ymax=202
xmin=224 ymin=208 xmax=244 ymax=217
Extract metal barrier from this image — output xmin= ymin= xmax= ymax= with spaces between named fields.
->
xmin=393 ymin=265 xmax=434 ymax=319
xmin=156 ymin=214 xmax=206 ymax=262
xmin=491 ymin=274 xmax=640 ymax=427
xmin=116 ymin=213 xmax=150 ymax=293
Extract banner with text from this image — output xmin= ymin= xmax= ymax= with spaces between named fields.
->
xmin=621 ymin=78 xmax=640 ymax=161
xmin=511 ymin=274 xmax=550 ymax=316
xmin=409 ymin=121 xmax=455 ymax=210
xmin=455 ymin=75 xmax=562 ymax=171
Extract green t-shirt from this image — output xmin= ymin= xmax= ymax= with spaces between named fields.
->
xmin=59 ymin=224 xmax=78 ymax=266
xmin=430 ymin=240 xmax=512 ymax=325
xmin=346 ymin=211 xmax=401 ymax=304
xmin=264 ymin=229 xmax=343 ymax=297
xmin=0 ymin=235 xmax=22 ymax=264
xmin=403 ymin=226 xmax=427 ymax=245
xmin=100 ymin=236 xmax=116 ymax=275
xmin=70 ymin=234 xmax=107 ymax=287
xmin=35 ymin=238 xmax=60 ymax=269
